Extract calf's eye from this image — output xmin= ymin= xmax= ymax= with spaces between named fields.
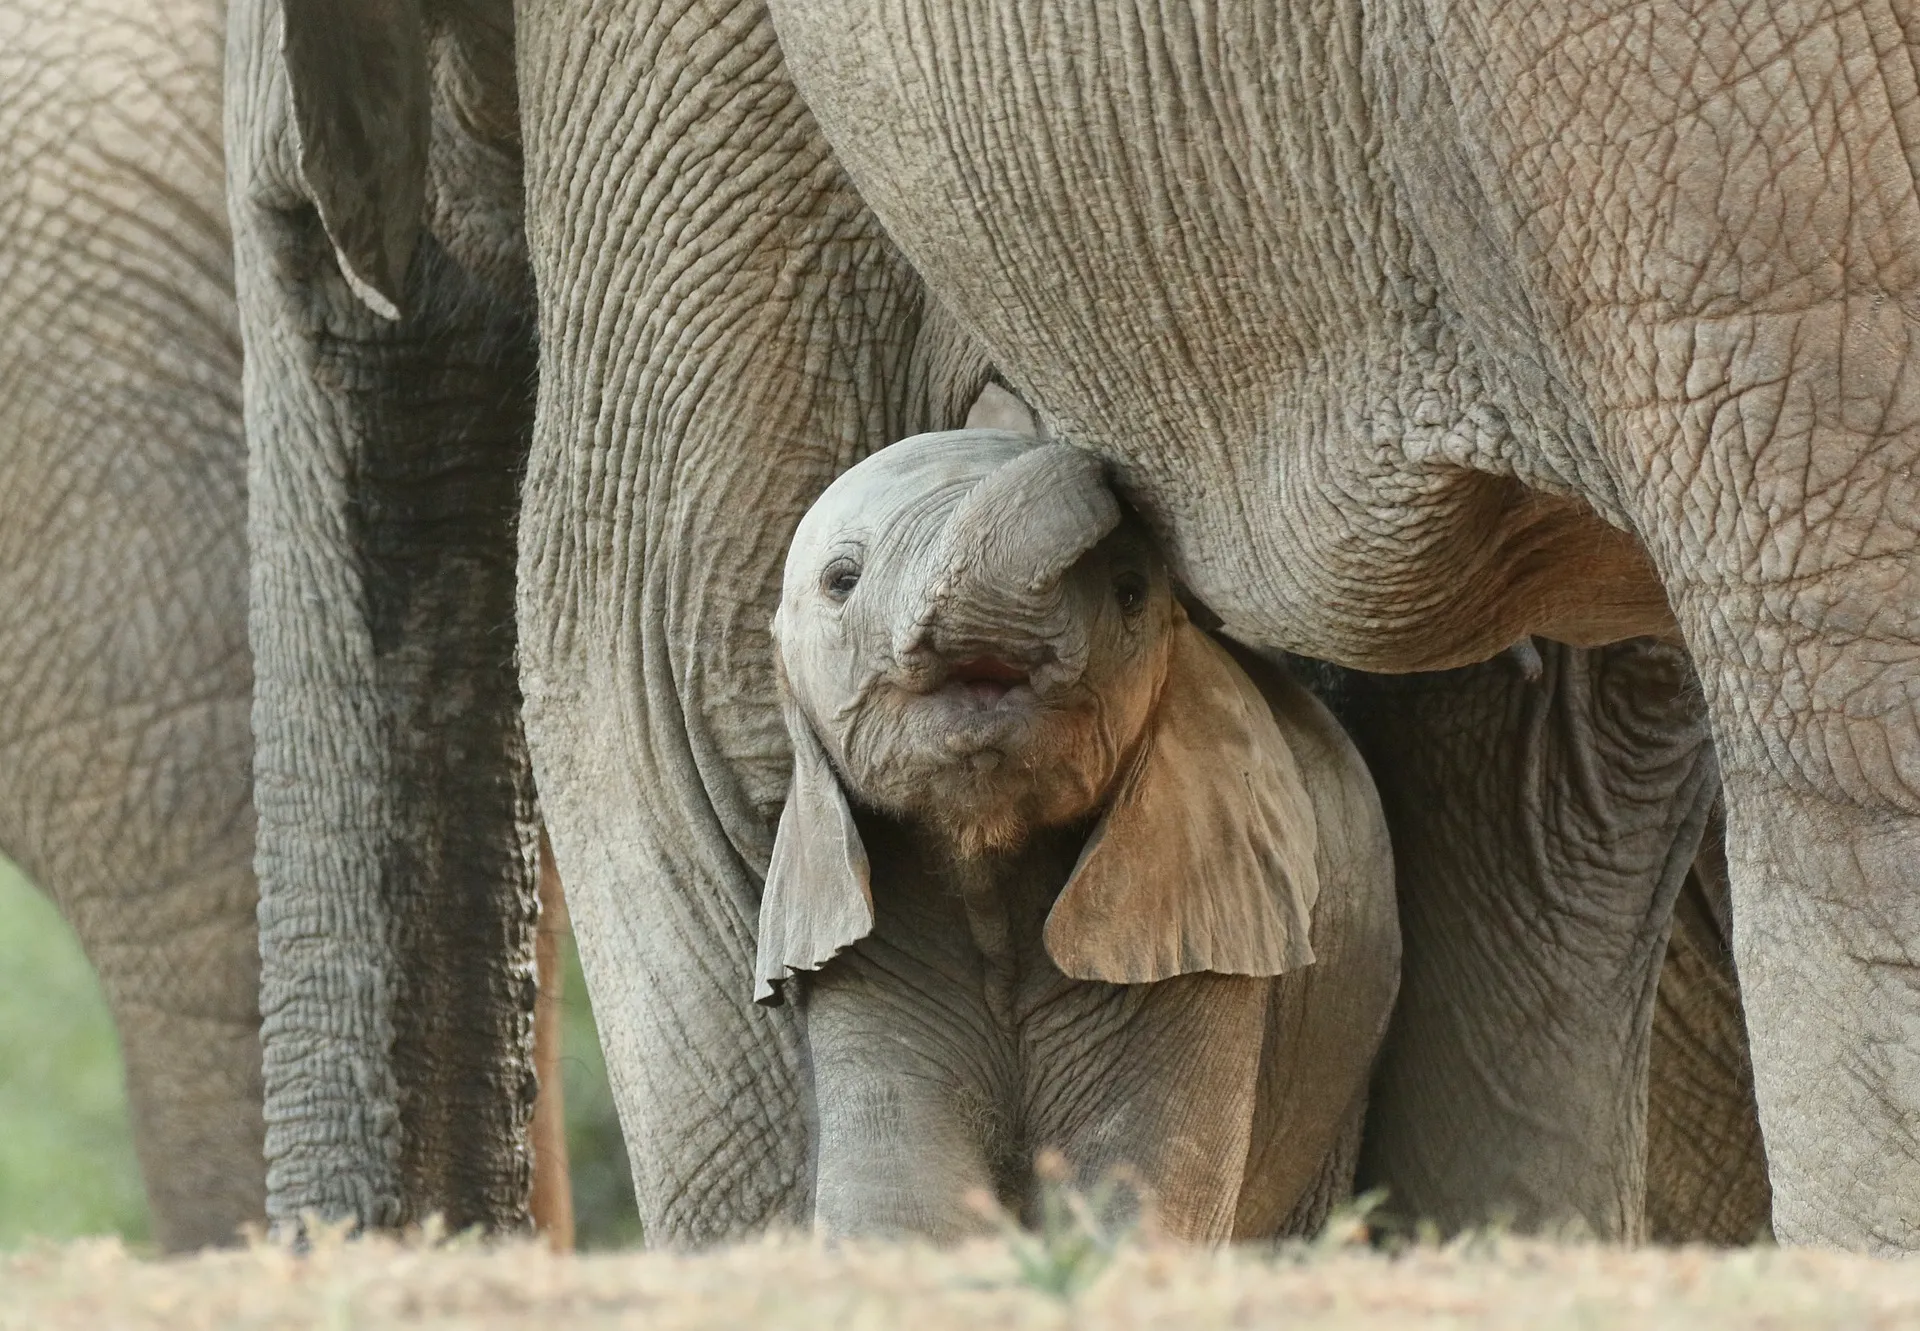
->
xmin=823 ymin=563 xmax=861 ymax=601
xmin=1114 ymin=570 xmax=1147 ymax=617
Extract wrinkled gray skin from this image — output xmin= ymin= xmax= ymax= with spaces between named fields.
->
xmin=750 ymin=1 xmax=1920 ymax=1250
xmin=236 ymin=0 xmax=1849 ymax=1247
xmin=761 ymin=431 xmax=1398 ymax=1240
xmin=1323 ymin=642 xmax=1770 ymax=1243
xmin=226 ymin=0 xmax=541 ymax=1232
xmin=1317 ymin=643 xmax=1723 ymax=1240
xmin=0 ymin=0 xmax=263 ymax=1251
xmin=0 ymin=0 xmax=1755 ymax=1248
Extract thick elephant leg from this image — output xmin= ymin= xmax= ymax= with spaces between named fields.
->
xmin=1330 ymin=639 xmax=1717 ymax=1240
xmin=1673 ymin=573 xmax=1920 ymax=1250
xmin=1573 ymin=143 xmax=1920 ymax=1253
xmin=1645 ymin=816 xmax=1770 ymax=1245
xmin=803 ymin=945 xmax=1004 ymax=1242
xmin=226 ymin=0 xmax=540 ymax=1232
xmin=1713 ymin=781 xmax=1920 ymax=1250
xmin=2 ymin=738 xmax=262 ymax=1255
xmin=514 ymin=0 xmax=991 ymax=1243
xmin=0 ymin=0 xmax=261 ymax=1251
xmin=1643 ymin=367 xmax=1920 ymax=1249
xmin=1385 ymin=0 xmax=1920 ymax=1251
xmin=1644 ymin=515 xmax=1920 ymax=1250
xmin=105 ymin=942 xmax=263 ymax=1250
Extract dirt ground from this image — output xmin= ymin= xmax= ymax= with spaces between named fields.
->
xmin=8 ymin=1228 xmax=1920 ymax=1330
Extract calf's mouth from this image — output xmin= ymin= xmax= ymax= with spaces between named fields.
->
xmin=945 ymin=655 xmax=1031 ymax=705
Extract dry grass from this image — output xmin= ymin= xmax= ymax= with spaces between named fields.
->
xmin=8 ymin=1226 xmax=1920 ymax=1330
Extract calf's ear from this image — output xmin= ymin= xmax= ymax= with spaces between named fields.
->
xmin=1044 ymin=617 xmax=1319 ymax=984
xmin=754 ymin=679 xmax=873 ymax=1006
xmin=280 ymin=0 xmax=430 ymax=319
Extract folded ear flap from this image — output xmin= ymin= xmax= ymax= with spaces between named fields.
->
xmin=1044 ymin=620 xmax=1320 ymax=984
xmin=753 ymin=692 xmax=874 ymax=1006
xmin=280 ymin=0 xmax=430 ymax=320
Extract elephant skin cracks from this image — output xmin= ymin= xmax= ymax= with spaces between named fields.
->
xmin=1322 ymin=639 xmax=1720 ymax=1242
xmin=513 ymin=0 xmax=1003 ymax=1243
xmin=750 ymin=0 xmax=1920 ymax=1251
xmin=504 ymin=0 xmax=1749 ymax=1249
xmin=229 ymin=0 xmax=541 ymax=1236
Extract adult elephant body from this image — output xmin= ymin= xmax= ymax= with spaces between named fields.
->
xmin=509 ymin=0 xmax=1914 ymax=1250
xmin=756 ymin=0 xmax=1915 ymax=1248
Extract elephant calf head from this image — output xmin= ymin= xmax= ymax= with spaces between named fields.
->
xmin=755 ymin=428 xmax=1321 ymax=1001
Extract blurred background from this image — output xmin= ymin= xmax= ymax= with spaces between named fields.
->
xmin=0 ymin=855 xmax=641 ymax=1250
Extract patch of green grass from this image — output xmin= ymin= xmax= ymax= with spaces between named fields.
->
xmin=555 ymin=933 xmax=643 ymax=1249
xmin=0 ymin=858 xmax=640 ymax=1250
xmin=0 ymin=858 xmax=149 ymax=1246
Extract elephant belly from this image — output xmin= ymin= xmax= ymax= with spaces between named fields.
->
xmin=767 ymin=0 xmax=1673 ymax=670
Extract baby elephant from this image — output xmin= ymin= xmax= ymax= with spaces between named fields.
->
xmin=759 ymin=430 xmax=1399 ymax=1241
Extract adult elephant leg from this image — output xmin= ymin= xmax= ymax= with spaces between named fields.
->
xmin=1644 ymin=811 xmax=1771 ymax=1245
xmin=0 ymin=0 xmax=260 ymax=1249
xmin=1330 ymin=639 xmax=1716 ymax=1239
xmin=1660 ymin=515 xmax=1920 ymax=1251
xmin=226 ymin=0 xmax=540 ymax=1232
xmin=1385 ymin=0 xmax=1920 ymax=1251
xmin=515 ymin=1 xmax=991 ymax=1243
xmin=1626 ymin=280 xmax=1920 ymax=1248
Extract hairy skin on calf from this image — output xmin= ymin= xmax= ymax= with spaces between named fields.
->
xmin=758 ymin=431 xmax=1398 ymax=1241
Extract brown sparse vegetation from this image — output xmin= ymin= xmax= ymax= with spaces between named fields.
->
xmin=6 ymin=1228 xmax=1919 ymax=1331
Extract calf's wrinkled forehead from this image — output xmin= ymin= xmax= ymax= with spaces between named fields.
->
xmin=784 ymin=429 xmax=1038 ymax=590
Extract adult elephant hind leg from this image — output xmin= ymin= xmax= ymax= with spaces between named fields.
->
xmin=0 ymin=643 xmax=262 ymax=1254
xmin=1652 ymin=467 xmax=1920 ymax=1252
xmin=1405 ymin=0 xmax=1920 ymax=1250
xmin=227 ymin=0 xmax=540 ymax=1234
xmin=45 ymin=843 xmax=263 ymax=1253
xmin=1331 ymin=640 xmax=1717 ymax=1241
xmin=1566 ymin=157 xmax=1920 ymax=1250
xmin=1586 ymin=231 xmax=1920 ymax=1254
